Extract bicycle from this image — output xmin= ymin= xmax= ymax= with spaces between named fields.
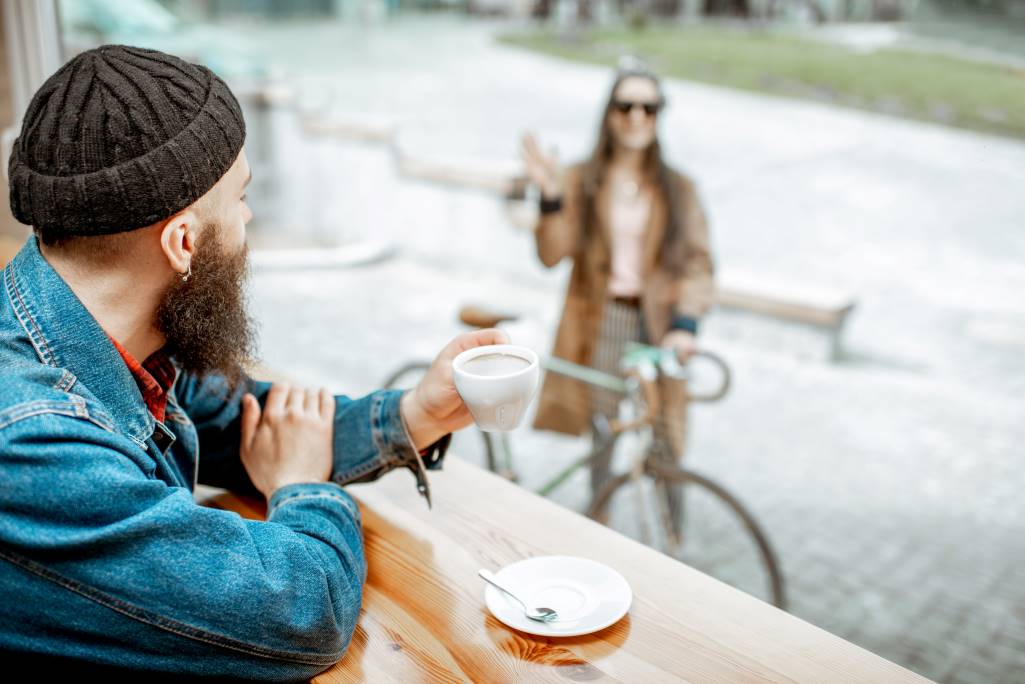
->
xmin=383 ymin=306 xmax=787 ymax=609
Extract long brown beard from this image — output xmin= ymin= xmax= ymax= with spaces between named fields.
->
xmin=155 ymin=227 xmax=257 ymax=389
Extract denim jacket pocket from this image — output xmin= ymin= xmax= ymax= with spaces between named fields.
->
xmin=0 ymin=396 xmax=116 ymax=434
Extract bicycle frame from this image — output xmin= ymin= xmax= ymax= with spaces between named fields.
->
xmin=515 ymin=345 xmax=730 ymax=496
xmin=381 ymin=344 xmax=731 ymax=495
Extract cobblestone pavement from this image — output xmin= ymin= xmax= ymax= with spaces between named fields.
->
xmin=228 ymin=17 xmax=1025 ymax=682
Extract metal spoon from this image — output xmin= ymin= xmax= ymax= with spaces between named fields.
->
xmin=478 ymin=569 xmax=558 ymax=623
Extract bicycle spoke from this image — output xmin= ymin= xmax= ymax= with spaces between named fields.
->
xmin=631 ymin=474 xmax=652 ymax=546
xmin=655 ymin=478 xmax=682 ymax=555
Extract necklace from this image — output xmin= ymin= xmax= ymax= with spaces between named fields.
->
xmin=612 ymin=177 xmax=641 ymax=202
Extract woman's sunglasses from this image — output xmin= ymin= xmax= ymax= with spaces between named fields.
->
xmin=612 ymin=99 xmax=662 ymax=116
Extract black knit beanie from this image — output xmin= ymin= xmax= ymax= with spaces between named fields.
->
xmin=7 ymin=44 xmax=246 ymax=238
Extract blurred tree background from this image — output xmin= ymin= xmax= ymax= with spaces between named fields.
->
xmin=500 ymin=0 xmax=1025 ymax=138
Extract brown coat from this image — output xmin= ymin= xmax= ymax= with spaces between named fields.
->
xmin=532 ymin=162 xmax=715 ymax=444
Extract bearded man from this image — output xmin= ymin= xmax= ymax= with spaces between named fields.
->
xmin=0 ymin=44 xmax=504 ymax=679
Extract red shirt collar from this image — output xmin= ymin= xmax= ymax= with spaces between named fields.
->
xmin=108 ymin=337 xmax=176 ymax=424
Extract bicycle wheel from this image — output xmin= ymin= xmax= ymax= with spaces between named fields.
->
xmin=380 ymin=361 xmax=499 ymax=475
xmin=586 ymin=460 xmax=787 ymax=609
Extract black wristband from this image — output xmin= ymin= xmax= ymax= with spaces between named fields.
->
xmin=539 ymin=196 xmax=563 ymax=215
xmin=420 ymin=433 xmax=452 ymax=471
xmin=670 ymin=315 xmax=700 ymax=335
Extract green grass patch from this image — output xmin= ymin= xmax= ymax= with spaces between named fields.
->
xmin=499 ymin=25 xmax=1025 ymax=139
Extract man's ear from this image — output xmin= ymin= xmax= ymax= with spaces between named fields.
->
xmin=159 ymin=209 xmax=203 ymax=277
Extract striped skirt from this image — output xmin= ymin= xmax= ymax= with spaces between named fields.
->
xmin=588 ymin=299 xmax=688 ymax=523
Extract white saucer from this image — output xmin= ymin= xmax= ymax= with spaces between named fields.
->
xmin=483 ymin=556 xmax=632 ymax=637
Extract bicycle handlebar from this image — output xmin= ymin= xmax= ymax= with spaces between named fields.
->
xmin=542 ymin=345 xmax=731 ymax=403
xmin=683 ymin=350 xmax=732 ymax=403
xmin=455 ymin=304 xmax=730 ymax=404
xmin=539 ymin=344 xmax=731 ymax=435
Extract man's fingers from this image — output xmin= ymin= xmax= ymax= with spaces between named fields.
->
xmin=240 ymin=394 xmax=261 ymax=451
xmin=319 ymin=387 xmax=335 ymax=421
xmin=286 ymin=385 xmax=305 ymax=415
xmin=304 ymin=386 xmax=321 ymax=415
xmin=265 ymin=383 xmax=290 ymax=418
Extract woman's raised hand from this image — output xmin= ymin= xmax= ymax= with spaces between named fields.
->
xmin=521 ymin=132 xmax=562 ymax=200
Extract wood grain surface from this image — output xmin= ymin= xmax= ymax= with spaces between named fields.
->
xmin=199 ymin=458 xmax=932 ymax=683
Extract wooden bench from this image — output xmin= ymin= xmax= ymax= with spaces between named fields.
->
xmin=300 ymin=112 xmax=394 ymax=143
xmin=715 ymin=274 xmax=856 ymax=361
xmin=292 ymin=113 xmax=524 ymax=196
xmin=394 ymin=150 xmax=522 ymax=196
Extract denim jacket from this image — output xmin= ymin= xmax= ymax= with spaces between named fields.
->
xmin=0 ymin=237 xmax=443 ymax=680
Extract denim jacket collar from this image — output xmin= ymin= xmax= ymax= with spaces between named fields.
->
xmin=5 ymin=236 xmax=155 ymax=445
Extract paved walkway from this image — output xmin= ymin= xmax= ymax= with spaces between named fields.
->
xmin=232 ymin=17 xmax=1025 ymax=683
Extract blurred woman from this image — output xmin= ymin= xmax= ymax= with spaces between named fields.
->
xmin=523 ymin=59 xmax=714 ymax=530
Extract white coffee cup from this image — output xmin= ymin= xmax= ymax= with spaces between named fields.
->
xmin=452 ymin=344 xmax=540 ymax=432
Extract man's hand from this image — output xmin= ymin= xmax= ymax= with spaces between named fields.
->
xmin=401 ymin=328 xmax=511 ymax=450
xmin=662 ymin=329 xmax=698 ymax=362
xmin=240 ymin=383 xmax=336 ymax=500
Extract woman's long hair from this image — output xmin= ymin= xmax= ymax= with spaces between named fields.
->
xmin=579 ymin=60 xmax=686 ymax=275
